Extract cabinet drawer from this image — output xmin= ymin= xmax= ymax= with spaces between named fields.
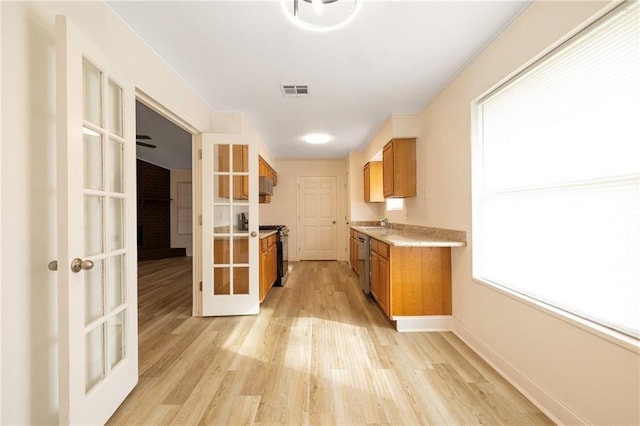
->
xmin=370 ymin=238 xmax=379 ymax=254
xmin=377 ymin=241 xmax=389 ymax=259
xmin=371 ymin=238 xmax=389 ymax=259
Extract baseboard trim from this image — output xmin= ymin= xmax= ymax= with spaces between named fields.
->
xmin=452 ymin=319 xmax=588 ymax=425
xmin=392 ymin=315 xmax=453 ymax=332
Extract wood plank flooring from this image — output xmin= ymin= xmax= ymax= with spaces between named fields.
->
xmin=107 ymin=258 xmax=553 ymax=425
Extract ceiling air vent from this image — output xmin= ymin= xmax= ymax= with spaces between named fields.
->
xmin=281 ymin=84 xmax=309 ymax=97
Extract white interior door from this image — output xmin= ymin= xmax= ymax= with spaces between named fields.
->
xmin=298 ymin=176 xmax=338 ymax=260
xmin=56 ymin=15 xmax=137 ymax=425
xmin=201 ymin=133 xmax=259 ymax=316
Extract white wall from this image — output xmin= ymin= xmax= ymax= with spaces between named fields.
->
xmin=259 ymin=159 xmax=348 ymax=261
xmin=354 ymin=0 xmax=640 ymax=424
xmin=0 ymin=1 xmax=234 ymax=423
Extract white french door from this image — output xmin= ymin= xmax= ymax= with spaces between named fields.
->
xmin=56 ymin=16 xmax=137 ymax=425
xmin=298 ymin=176 xmax=338 ymax=260
xmin=201 ymin=133 xmax=259 ymax=316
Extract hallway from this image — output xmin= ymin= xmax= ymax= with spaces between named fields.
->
xmin=107 ymin=259 xmax=552 ymax=425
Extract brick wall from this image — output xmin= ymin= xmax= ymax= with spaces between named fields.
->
xmin=137 ymin=159 xmax=170 ymax=249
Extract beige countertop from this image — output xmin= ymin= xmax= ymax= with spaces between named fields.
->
xmin=259 ymin=230 xmax=277 ymax=239
xmin=352 ymin=225 xmax=466 ymax=248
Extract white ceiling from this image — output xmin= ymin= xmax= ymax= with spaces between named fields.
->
xmin=108 ymin=0 xmax=528 ymax=160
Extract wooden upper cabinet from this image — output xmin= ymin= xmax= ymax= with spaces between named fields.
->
xmin=364 ymin=161 xmax=384 ymax=203
xmin=259 ymin=156 xmax=278 ymax=186
xmin=218 ymin=144 xmax=249 ymax=200
xmin=382 ymin=138 xmax=416 ymax=198
xmin=258 ymin=156 xmax=278 ymax=204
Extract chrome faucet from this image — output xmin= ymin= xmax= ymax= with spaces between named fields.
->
xmin=379 ymin=217 xmax=390 ymax=229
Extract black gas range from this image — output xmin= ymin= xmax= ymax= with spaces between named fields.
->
xmin=259 ymin=225 xmax=289 ymax=286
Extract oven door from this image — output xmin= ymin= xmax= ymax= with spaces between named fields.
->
xmin=279 ymin=233 xmax=288 ymax=285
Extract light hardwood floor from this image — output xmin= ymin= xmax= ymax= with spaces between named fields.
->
xmin=108 ymin=258 xmax=554 ymax=425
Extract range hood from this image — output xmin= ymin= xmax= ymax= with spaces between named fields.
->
xmin=259 ymin=176 xmax=273 ymax=196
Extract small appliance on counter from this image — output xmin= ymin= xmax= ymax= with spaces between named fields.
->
xmin=238 ymin=212 xmax=249 ymax=231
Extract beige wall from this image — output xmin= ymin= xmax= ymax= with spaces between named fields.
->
xmin=260 ymin=159 xmax=348 ymax=261
xmin=354 ymin=1 xmax=640 ymax=424
xmin=348 ymin=151 xmax=382 ymax=222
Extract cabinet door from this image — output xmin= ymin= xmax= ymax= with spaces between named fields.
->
xmin=259 ymin=249 xmax=266 ymax=302
xmin=218 ymin=144 xmax=249 ymax=200
xmin=349 ymin=237 xmax=356 ymax=273
xmin=269 ymin=243 xmax=277 ymax=287
xmin=233 ymin=145 xmax=249 ymax=200
xmin=382 ymin=139 xmax=416 ymax=198
xmin=259 ymin=156 xmax=267 ymax=177
xmin=365 ymin=162 xmax=384 ymax=203
xmin=382 ymin=144 xmax=394 ymax=197
xmin=363 ymin=163 xmax=371 ymax=202
xmin=370 ymin=252 xmax=380 ymax=300
xmin=378 ymin=256 xmax=390 ymax=316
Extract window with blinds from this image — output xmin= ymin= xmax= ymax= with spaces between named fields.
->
xmin=473 ymin=2 xmax=639 ymax=339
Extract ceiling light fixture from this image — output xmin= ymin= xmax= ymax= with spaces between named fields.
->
xmin=303 ymin=133 xmax=333 ymax=145
xmin=281 ymin=0 xmax=361 ymax=32
xmin=311 ymin=0 xmax=324 ymax=16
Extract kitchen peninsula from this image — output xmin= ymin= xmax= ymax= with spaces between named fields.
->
xmin=351 ymin=224 xmax=465 ymax=332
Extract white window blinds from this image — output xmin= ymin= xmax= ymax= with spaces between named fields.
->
xmin=474 ymin=2 xmax=640 ymax=338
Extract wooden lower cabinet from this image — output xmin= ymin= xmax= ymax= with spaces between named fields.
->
xmin=349 ymin=230 xmax=360 ymax=275
xmin=370 ymin=238 xmax=451 ymax=318
xmin=370 ymin=250 xmax=390 ymax=316
xmin=259 ymin=234 xmax=278 ymax=302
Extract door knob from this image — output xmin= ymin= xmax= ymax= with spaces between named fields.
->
xmin=333 ymin=221 xmax=336 ymax=224
xmin=71 ymin=258 xmax=94 ymax=273
xmin=48 ymin=260 xmax=58 ymax=271
xmin=250 ymin=231 xmax=257 ymax=237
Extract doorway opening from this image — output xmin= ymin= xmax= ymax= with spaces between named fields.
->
xmin=134 ymin=97 xmax=197 ymax=318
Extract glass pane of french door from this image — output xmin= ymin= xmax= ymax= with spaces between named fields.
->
xmin=213 ymin=143 xmax=250 ymax=296
xmin=82 ymin=58 xmax=128 ymax=393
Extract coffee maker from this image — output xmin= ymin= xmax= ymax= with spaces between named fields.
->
xmin=238 ymin=212 xmax=249 ymax=231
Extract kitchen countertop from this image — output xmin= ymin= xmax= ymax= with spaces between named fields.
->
xmin=259 ymin=230 xmax=277 ymax=239
xmin=352 ymin=225 xmax=466 ymax=248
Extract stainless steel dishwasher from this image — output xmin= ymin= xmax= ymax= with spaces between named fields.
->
xmin=357 ymin=234 xmax=371 ymax=294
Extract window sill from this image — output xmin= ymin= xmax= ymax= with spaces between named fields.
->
xmin=472 ymin=277 xmax=640 ymax=354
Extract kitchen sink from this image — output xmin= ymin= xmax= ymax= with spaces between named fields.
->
xmin=356 ymin=226 xmax=386 ymax=231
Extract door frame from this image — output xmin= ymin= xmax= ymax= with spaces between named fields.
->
xmin=134 ymin=91 xmax=202 ymax=316
xmin=296 ymin=175 xmax=339 ymax=261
